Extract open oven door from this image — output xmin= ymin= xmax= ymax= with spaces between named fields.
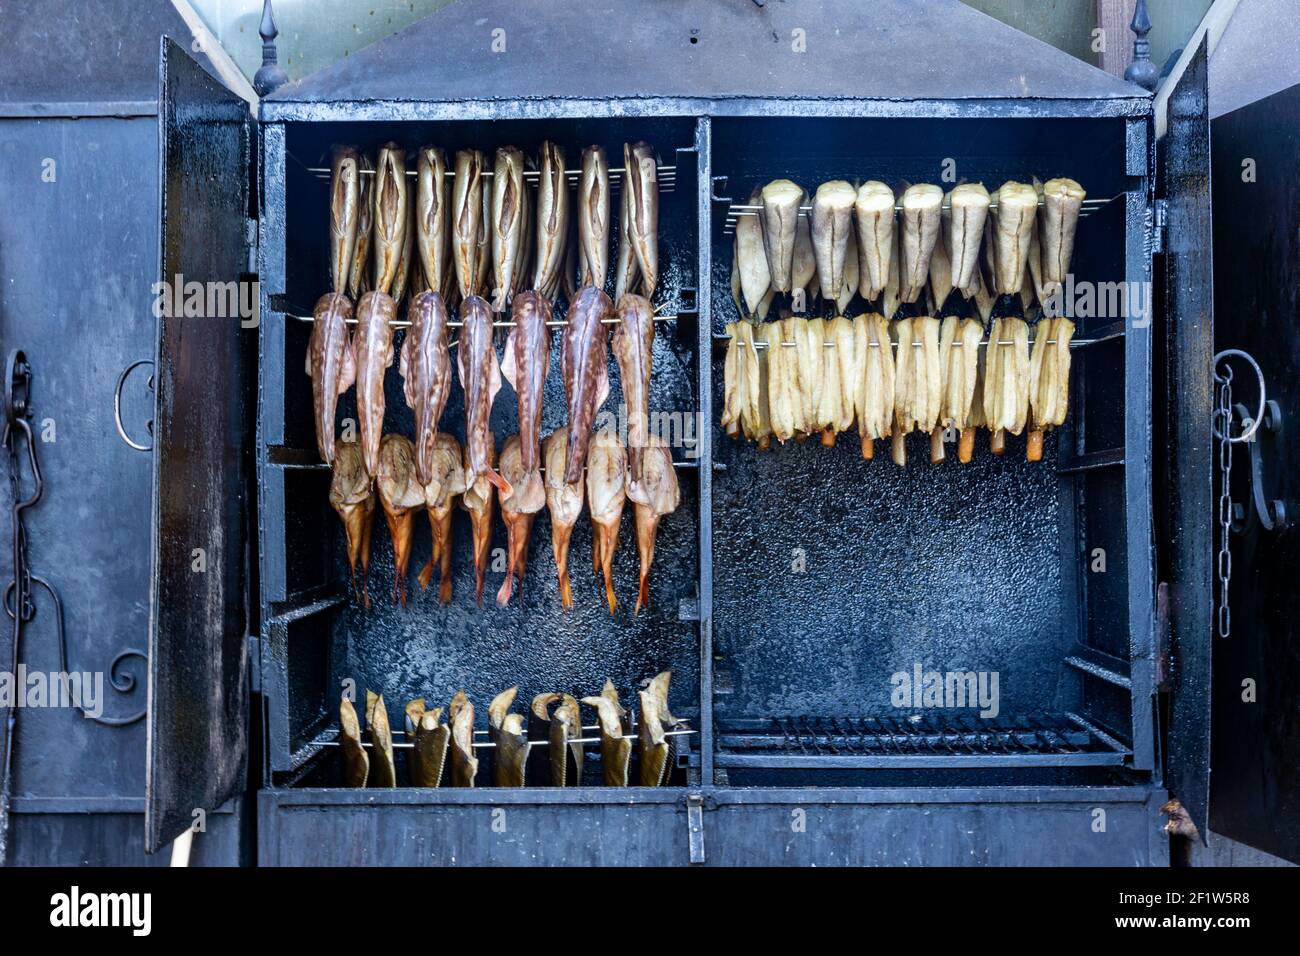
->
xmin=1158 ymin=37 xmax=1215 ymax=845
xmin=146 ymin=38 xmax=253 ymax=853
xmin=1206 ymin=81 xmax=1300 ymax=864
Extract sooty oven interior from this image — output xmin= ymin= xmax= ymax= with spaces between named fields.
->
xmin=706 ymin=116 xmax=1151 ymax=788
xmin=263 ymin=117 xmax=703 ymax=787
xmin=258 ymin=110 xmax=1153 ymax=794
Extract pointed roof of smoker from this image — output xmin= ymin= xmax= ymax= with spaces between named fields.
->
xmin=264 ymin=0 xmax=1148 ymax=117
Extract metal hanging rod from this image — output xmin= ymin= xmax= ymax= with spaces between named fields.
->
xmin=288 ymin=311 xmax=680 ymax=330
xmin=719 ymin=335 xmax=1099 ymax=349
xmin=720 ymin=193 xmax=1119 ymax=234
xmin=320 ymin=727 xmax=696 ymax=751
xmin=306 ymin=165 xmax=677 ymax=192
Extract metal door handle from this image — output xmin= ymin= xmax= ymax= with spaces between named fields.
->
xmin=113 ymin=359 xmax=154 ymax=452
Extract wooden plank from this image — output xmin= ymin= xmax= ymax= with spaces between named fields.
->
xmin=1096 ymin=0 xmax=1137 ymax=76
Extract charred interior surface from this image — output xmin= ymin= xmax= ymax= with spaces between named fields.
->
xmin=707 ymin=117 xmax=1139 ymax=765
xmin=264 ymin=118 xmax=702 ymax=776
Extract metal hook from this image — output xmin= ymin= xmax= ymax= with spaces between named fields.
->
xmin=113 ymin=359 xmax=155 ymax=452
xmin=1213 ymin=349 xmax=1266 ymax=444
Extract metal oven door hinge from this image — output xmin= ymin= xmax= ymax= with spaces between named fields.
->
xmin=684 ymin=791 xmax=712 ymax=864
xmin=1147 ymin=199 xmax=1168 ymax=256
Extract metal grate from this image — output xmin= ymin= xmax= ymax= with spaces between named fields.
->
xmin=717 ymin=714 xmax=1130 ymax=769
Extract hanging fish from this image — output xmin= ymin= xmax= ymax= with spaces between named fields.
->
xmin=307 ymin=292 xmax=356 ymax=464
xmin=353 ymin=290 xmax=396 ymax=477
xmin=531 ymin=693 xmax=584 ymax=787
xmin=500 ymin=291 xmax=551 ymax=513
xmin=376 ymin=434 xmax=424 ymax=607
xmin=329 ymin=438 xmax=376 ymax=608
xmin=811 ymin=180 xmax=856 ymax=299
xmin=488 ymin=687 xmax=529 ymax=788
xmin=543 ymin=428 xmax=585 ymax=610
xmin=458 ymin=295 xmax=511 ymax=499
xmin=490 ymin=146 xmax=525 ymax=310
xmin=612 ymin=293 xmax=655 ymax=493
xmin=899 ymin=184 xmax=943 ymax=304
xmin=587 ymin=428 xmax=626 ymax=615
xmin=577 ymin=146 xmax=611 ymax=290
xmin=415 ymin=146 xmax=452 ymax=303
xmin=949 ymin=182 xmax=990 ymax=293
xmin=736 ymin=187 xmax=770 ymax=316
xmin=496 ymin=435 xmax=537 ymax=607
xmin=405 ymin=698 xmax=449 ymax=788
xmin=448 ymin=692 xmax=478 ymax=787
xmin=329 ymin=146 xmax=361 ymax=295
xmin=633 ymin=435 xmax=679 ymax=614
xmin=580 ymin=680 xmax=631 ymax=786
xmin=365 ymin=691 xmax=396 ymax=788
xmin=1039 ymin=177 xmax=1085 ymax=297
xmin=460 ymin=432 xmax=497 ymax=607
xmin=452 ymin=149 xmax=485 ymax=298
xmin=416 ymin=432 xmax=465 ymax=604
xmin=533 ymin=141 xmax=570 ymax=300
xmin=347 ymin=153 xmax=375 ymax=300
xmin=339 ymin=696 xmax=369 ymax=787
xmin=371 ymin=143 xmax=408 ymax=296
xmin=761 ymin=179 xmax=803 ymax=294
xmin=854 ymin=180 xmax=895 ymax=301
xmin=400 ymin=291 xmax=452 ymax=485
xmin=561 ymin=286 xmax=613 ymax=484
xmin=624 ymin=141 xmax=659 ymax=298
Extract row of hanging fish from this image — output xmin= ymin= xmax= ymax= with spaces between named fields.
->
xmin=338 ymin=672 xmax=684 ymax=788
xmin=330 ymin=419 xmax=679 ymax=615
xmin=728 ymin=176 xmax=1085 ymax=461
xmin=722 ymin=311 xmax=1074 ymax=464
xmin=321 ymin=138 xmax=657 ymax=315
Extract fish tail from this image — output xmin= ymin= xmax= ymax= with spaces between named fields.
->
xmin=636 ymin=572 xmax=650 ymax=615
xmin=820 ymin=428 xmax=837 ymax=448
xmin=495 ymin=573 xmax=514 ymax=608
xmin=417 ymin=557 xmax=434 ymax=591
xmin=486 ymin=467 xmax=513 ymax=498
xmin=558 ymin=570 xmax=572 ymax=610
xmin=438 ymin=537 xmax=454 ymax=604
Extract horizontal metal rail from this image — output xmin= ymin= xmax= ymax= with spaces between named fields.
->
xmin=304 ymin=164 xmax=677 ymax=193
xmin=287 ymin=311 xmax=681 ymax=331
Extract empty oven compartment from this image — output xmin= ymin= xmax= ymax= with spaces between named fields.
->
xmin=706 ymin=116 xmax=1151 ymax=780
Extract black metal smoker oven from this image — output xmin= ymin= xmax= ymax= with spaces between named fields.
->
xmin=147 ymin=0 xmax=1220 ymax=865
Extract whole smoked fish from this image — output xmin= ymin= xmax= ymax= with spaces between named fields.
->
xmin=587 ymin=429 xmax=627 ymax=615
xmin=496 ymin=435 xmax=537 ymax=607
xmin=501 ymin=291 xmax=551 ymax=513
xmin=543 ymin=428 xmax=585 ymax=609
xmin=533 ymin=141 xmax=570 ymax=300
xmin=400 ymin=291 xmax=452 ymax=485
xmin=581 ymin=681 xmax=631 ymax=786
xmin=416 ymin=432 xmax=465 ymax=604
xmin=490 ymin=146 xmax=525 ymax=310
xmin=457 ymin=294 xmax=511 ymax=500
xmin=415 ymin=146 xmax=452 ymax=303
xmin=307 ymin=292 xmax=356 ymax=464
xmin=371 ymin=143 xmax=408 ymax=295
xmin=577 ymin=146 xmax=611 ymax=289
xmin=347 ymin=153 xmax=374 ymax=299
xmin=376 ymin=434 xmax=425 ymax=607
xmin=561 ymin=286 xmax=613 ymax=484
xmin=613 ymin=293 xmax=655 ymax=493
xmin=461 ymin=432 xmax=498 ymax=606
xmin=452 ymin=149 xmax=485 ymax=298
xmin=353 ymin=291 xmax=397 ymax=476
xmin=633 ymin=435 xmax=679 ymax=614
xmin=329 ymin=439 xmax=376 ymax=608
xmin=329 ymin=146 xmax=361 ymax=295
xmin=623 ymin=141 xmax=658 ymax=298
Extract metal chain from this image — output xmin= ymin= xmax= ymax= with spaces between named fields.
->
xmin=1213 ymin=365 xmax=1234 ymax=639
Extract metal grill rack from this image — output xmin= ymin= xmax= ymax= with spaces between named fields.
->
xmin=716 ymin=715 xmax=1131 ymax=769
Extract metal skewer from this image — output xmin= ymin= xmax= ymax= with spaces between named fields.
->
xmin=320 ymin=727 xmax=696 ymax=751
xmin=306 ymin=165 xmax=677 ymax=193
xmin=288 ymin=311 xmax=680 ymax=330
xmin=720 ymin=336 xmax=1101 ymax=349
